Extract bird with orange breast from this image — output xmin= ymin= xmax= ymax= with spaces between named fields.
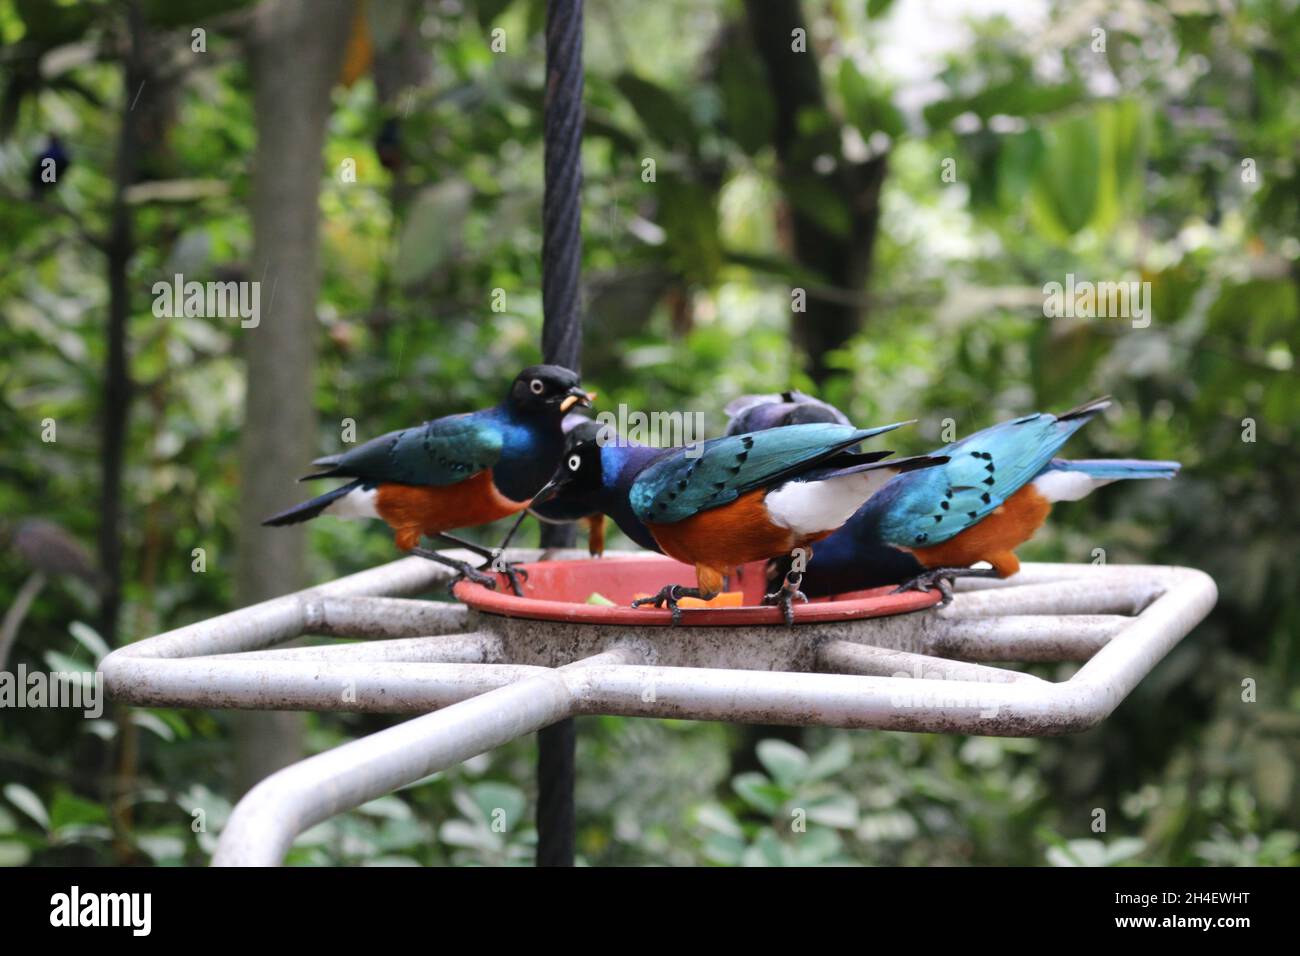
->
xmin=263 ymin=365 xmax=592 ymax=592
xmin=531 ymin=420 xmax=947 ymax=622
xmin=740 ymin=394 xmax=1182 ymax=603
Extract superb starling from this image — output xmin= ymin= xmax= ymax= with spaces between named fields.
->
xmin=747 ymin=396 xmax=1180 ymax=603
xmin=532 ymin=421 xmax=947 ymax=623
xmin=263 ymin=365 xmax=592 ymax=593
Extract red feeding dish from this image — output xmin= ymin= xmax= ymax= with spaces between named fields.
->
xmin=452 ymin=553 xmax=940 ymax=626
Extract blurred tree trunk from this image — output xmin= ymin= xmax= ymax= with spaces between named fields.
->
xmin=233 ymin=0 xmax=353 ymax=794
xmin=98 ymin=5 xmax=146 ymax=656
xmin=744 ymin=0 xmax=888 ymax=385
xmin=101 ymin=4 xmax=146 ymax=860
xmin=730 ymin=0 xmax=889 ymax=780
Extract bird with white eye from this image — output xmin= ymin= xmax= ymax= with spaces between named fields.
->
xmin=262 ymin=365 xmax=594 ymax=593
xmin=528 ymin=419 xmax=948 ymax=623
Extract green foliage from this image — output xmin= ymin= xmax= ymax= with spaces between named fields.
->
xmin=0 ymin=0 xmax=1296 ymax=868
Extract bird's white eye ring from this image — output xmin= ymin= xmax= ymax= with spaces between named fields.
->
xmin=568 ymin=454 xmax=581 ymax=471
xmin=529 ymin=378 xmax=545 ymax=394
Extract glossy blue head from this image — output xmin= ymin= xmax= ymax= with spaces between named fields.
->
xmin=531 ymin=422 xmax=663 ymax=552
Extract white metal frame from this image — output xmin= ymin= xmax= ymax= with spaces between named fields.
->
xmin=98 ymin=549 xmax=1216 ymax=866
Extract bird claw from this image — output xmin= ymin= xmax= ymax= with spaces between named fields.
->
xmin=763 ymin=581 xmax=809 ymax=626
xmin=485 ymin=558 xmax=529 ymax=597
xmin=632 ymin=584 xmax=686 ymax=626
xmin=448 ymin=564 xmax=499 ymax=593
xmin=892 ymin=571 xmax=955 ymax=607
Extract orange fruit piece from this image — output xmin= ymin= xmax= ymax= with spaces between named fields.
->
xmin=632 ymin=591 xmax=743 ymax=609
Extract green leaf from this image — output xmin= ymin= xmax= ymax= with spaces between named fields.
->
xmin=701 ymin=831 xmax=747 ymax=865
xmin=68 ymin=620 xmax=110 ymax=662
xmin=657 ymin=176 xmax=723 ymax=283
xmin=924 ymin=80 xmax=1084 ymax=130
xmin=614 ymin=73 xmax=698 ymax=152
xmin=744 ymin=828 xmax=789 ymax=866
xmin=693 ymin=802 xmax=743 ymax=838
xmin=806 ymin=736 xmax=853 ymax=780
xmin=4 ymin=784 xmax=48 ymax=830
xmin=357 ymin=795 xmax=412 ymax=820
xmin=838 ymin=59 xmax=904 ymax=140
xmin=475 ymin=0 xmax=515 ymax=29
xmin=718 ymin=41 xmax=775 ymax=153
xmin=732 ymin=772 xmax=786 ymax=815
xmin=469 ymin=781 xmax=526 ymax=829
xmin=792 ymin=825 xmax=844 ymax=864
xmin=49 ymin=790 xmax=109 ymax=830
xmin=43 ymin=651 xmax=97 ymax=690
xmin=1102 ymin=837 xmax=1146 ymax=865
xmin=439 ymin=818 xmax=495 ymax=850
xmin=0 ymin=841 xmax=30 ymax=867
xmin=136 ymin=834 xmax=187 ymax=863
xmin=1089 ymin=99 xmax=1146 ymax=233
xmin=866 ymin=0 xmax=896 ymax=18
xmin=995 ymin=128 xmax=1045 ymax=210
xmin=393 ymin=181 xmax=473 ymax=287
xmin=783 ymin=173 xmax=853 ymax=238
xmin=1046 ymin=838 xmax=1108 ymax=867
xmin=805 ymin=793 xmax=860 ymax=829
xmin=756 ymin=739 xmax=809 ymax=788
xmin=131 ymin=711 xmax=176 ymax=741
xmin=1029 ymin=110 xmax=1102 ymax=240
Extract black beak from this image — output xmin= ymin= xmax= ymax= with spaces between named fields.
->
xmin=530 ymin=471 xmax=573 ymax=507
xmin=557 ymin=386 xmax=594 ymax=413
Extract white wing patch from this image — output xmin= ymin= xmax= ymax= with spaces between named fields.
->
xmin=324 ymin=484 xmax=380 ymax=520
xmin=765 ymin=468 xmax=898 ymax=535
xmin=1032 ymin=469 xmax=1113 ymax=502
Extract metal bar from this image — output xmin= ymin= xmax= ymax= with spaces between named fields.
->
xmin=97 ymin=554 xmax=1214 ymax=865
xmin=569 ymin=663 xmax=1090 ymax=735
xmin=105 ymin=657 xmax=552 ymax=713
xmin=212 ymin=648 xmax=637 ymax=867
xmin=102 ymin=561 xmax=1214 ymax=725
xmin=1070 ymin=568 xmax=1218 ymax=703
xmin=299 ymin=596 xmax=470 ymax=638
xmin=837 ymin=611 xmax=1128 ymax=662
xmin=816 ymin=640 xmax=1046 ymax=684
xmin=220 ymin=632 xmax=501 ymax=663
xmin=939 ymin=578 xmax=1156 ymax=618
xmin=928 ymin=615 xmax=1128 ymax=662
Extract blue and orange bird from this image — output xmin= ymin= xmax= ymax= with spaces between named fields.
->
xmin=262 ymin=365 xmax=592 ymax=592
xmin=514 ymin=413 xmax=612 ymax=556
xmin=531 ymin=420 xmax=948 ymax=622
xmin=736 ymin=395 xmax=1181 ymax=602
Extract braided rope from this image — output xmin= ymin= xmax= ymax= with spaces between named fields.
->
xmin=536 ymin=0 xmax=584 ymax=867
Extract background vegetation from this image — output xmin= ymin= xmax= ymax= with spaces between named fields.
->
xmin=1 ymin=0 xmax=1296 ymax=866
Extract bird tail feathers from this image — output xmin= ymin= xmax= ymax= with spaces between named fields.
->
xmin=1056 ymin=395 xmax=1113 ymax=422
xmin=262 ymin=480 xmax=364 ymax=527
xmin=1048 ymin=458 xmax=1180 ymax=480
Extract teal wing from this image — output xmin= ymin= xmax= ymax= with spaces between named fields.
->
xmin=878 ymin=404 xmax=1103 ymax=546
xmin=310 ymin=411 xmax=504 ymax=486
xmin=630 ymin=421 xmax=905 ymax=524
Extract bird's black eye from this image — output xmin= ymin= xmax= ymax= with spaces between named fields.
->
xmin=529 ymin=378 xmax=545 ymax=395
xmin=914 ymin=533 xmax=928 ymax=544
xmin=568 ymin=454 xmax=581 ymax=471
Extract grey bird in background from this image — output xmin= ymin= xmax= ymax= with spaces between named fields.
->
xmin=723 ymin=389 xmax=854 ymax=435
xmin=1 ymin=518 xmax=102 ymax=670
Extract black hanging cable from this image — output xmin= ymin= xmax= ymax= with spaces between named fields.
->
xmin=536 ymin=0 xmax=584 ymax=868
xmin=540 ymin=0 xmax=585 ymax=376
